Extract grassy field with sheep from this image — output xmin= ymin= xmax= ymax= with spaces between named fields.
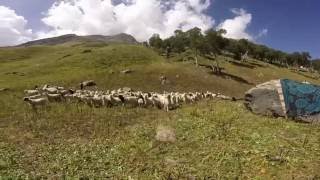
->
xmin=0 ymin=43 xmax=319 ymax=178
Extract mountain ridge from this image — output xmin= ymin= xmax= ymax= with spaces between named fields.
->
xmin=17 ymin=33 xmax=138 ymax=47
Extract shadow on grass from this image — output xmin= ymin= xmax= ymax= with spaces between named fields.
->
xmin=247 ymin=61 xmax=267 ymax=68
xmin=197 ymin=63 xmax=253 ymax=85
xmin=209 ymin=71 xmax=254 ymax=85
xmin=295 ymin=71 xmax=318 ymax=80
xmin=229 ymin=61 xmax=255 ymax=69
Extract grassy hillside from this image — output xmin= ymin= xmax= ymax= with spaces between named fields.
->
xmin=0 ymin=43 xmax=319 ymax=178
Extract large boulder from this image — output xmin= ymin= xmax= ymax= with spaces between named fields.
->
xmin=245 ymin=79 xmax=320 ymax=123
xmin=244 ymin=80 xmax=286 ymax=117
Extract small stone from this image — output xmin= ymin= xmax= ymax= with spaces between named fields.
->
xmin=164 ymin=158 xmax=178 ymax=167
xmin=186 ymin=175 xmax=196 ymax=180
xmin=260 ymin=168 xmax=266 ymax=174
xmin=121 ymin=69 xmax=133 ymax=74
xmin=0 ymin=159 xmax=7 ymax=169
xmin=0 ymin=88 xmax=9 ymax=92
xmin=155 ymin=126 xmax=176 ymax=143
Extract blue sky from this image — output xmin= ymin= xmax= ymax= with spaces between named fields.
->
xmin=210 ymin=0 xmax=320 ymax=58
xmin=0 ymin=0 xmax=319 ymax=58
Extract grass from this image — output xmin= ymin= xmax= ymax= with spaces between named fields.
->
xmin=0 ymin=43 xmax=319 ymax=178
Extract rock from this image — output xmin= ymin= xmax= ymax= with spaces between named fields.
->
xmin=4 ymin=71 xmax=25 ymax=76
xmin=186 ymin=175 xmax=196 ymax=180
xmin=244 ymin=80 xmax=286 ymax=117
xmin=82 ymin=49 xmax=92 ymax=53
xmin=246 ymin=79 xmax=320 ymax=123
xmin=0 ymin=159 xmax=7 ymax=169
xmin=0 ymin=88 xmax=9 ymax=92
xmin=164 ymin=158 xmax=178 ymax=167
xmin=121 ymin=69 xmax=133 ymax=74
xmin=155 ymin=126 xmax=176 ymax=143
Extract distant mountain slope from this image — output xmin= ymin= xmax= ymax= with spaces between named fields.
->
xmin=18 ymin=33 xmax=138 ymax=47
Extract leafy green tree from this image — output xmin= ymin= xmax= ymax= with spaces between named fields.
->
xmin=171 ymin=30 xmax=189 ymax=53
xmin=301 ymin=52 xmax=312 ymax=66
xmin=204 ymin=28 xmax=228 ymax=74
xmin=225 ymin=39 xmax=243 ymax=61
xmin=148 ymin=34 xmax=163 ymax=49
xmin=186 ymin=27 xmax=205 ymax=67
xmin=205 ymin=28 xmax=227 ymax=56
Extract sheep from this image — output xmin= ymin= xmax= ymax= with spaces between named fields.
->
xmin=22 ymin=84 xmax=232 ymax=112
xmin=138 ymin=98 xmax=144 ymax=107
xmin=123 ymin=96 xmax=139 ymax=107
xmin=80 ymin=80 xmax=96 ymax=90
xmin=101 ymin=95 xmax=113 ymax=107
xmin=42 ymin=85 xmax=58 ymax=94
xmin=303 ymin=80 xmax=310 ymax=84
xmin=79 ymin=96 xmax=93 ymax=107
xmin=104 ymin=94 xmax=124 ymax=106
xmin=64 ymin=93 xmax=78 ymax=103
xmin=216 ymin=94 xmax=232 ymax=100
xmin=92 ymin=95 xmax=104 ymax=107
xmin=25 ymin=94 xmax=43 ymax=100
xmin=58 ymin=89 xmax=69 ymax=96
xmin=24 ymin=90 xmax=39 ymax=96
xmin=152 ymin=94 xmax=171 ymax=112
xmin=23 ymin=97 xmax=48 ymax=109
xmin=46 ymin=93 xmax=64 ymax=102
xmin=162 ymin=94 xmax=172 ymax=112
xmin=143 ymin=94 xmax=154 ymax=107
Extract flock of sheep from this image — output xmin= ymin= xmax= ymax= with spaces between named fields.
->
xmin=23 ymin=80 xmax=233 ymax=111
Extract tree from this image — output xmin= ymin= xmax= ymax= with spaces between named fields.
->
xmin=238 ymin=39 xmax=250 ymax=61
xmin=301 ymin=52 xmax=312 ymax=67
xmin=204 ymin=28 xmax=228 ymax=74
xmin=205 ymin=28 xmax=227 ymax=55
xmin=186 ymin=27 xmax=205 ymax=67
xmin=226 ymin=39 xmax=243 ymax=61
xmin=149 ymin=34 xmax=163 ymax=49
xmin=171 ymin=30 xmax=189 ymax=53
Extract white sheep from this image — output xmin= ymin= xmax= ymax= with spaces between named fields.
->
xmin=123 ymin=96 xmax=139 ymax=107
xmin=46 ymin=93 xmax=63 ymax=102
xmin=23 ymin=97 xmax=48 ymax=109
xmin=153 ymin=94 xmax=171 ymax=112
xmin=24 ymin=90 xmax=39 ymax=96
xmin=42 ymin=85 xmax=58 ymax=94
xmin=92 ymin=95 xmax=104 ymax=107
xmin=25 ymin=94 xmax=42 ymax=99
xmin=80 ymin=80 xmax=96 ymax=90
xmin=138 ymin=98 xmax=144 ymax=107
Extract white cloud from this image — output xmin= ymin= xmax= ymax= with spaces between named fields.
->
xmin=0 ymin=6 xmax=33 ymax=46
xmin=218 ymin=8 xmax=253 ymax=40
xmin=0 ymin=2 xmax=269 ymax=46
xmin=256 ymin=28 xmax=268 ymax=38
xmin=38 ymin=0 xmax=214 ymax=41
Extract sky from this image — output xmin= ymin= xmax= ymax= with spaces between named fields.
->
xmin=0 ymin=0 xmax=319 ymax=58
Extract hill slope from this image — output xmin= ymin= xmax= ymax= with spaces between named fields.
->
xmin=0 ymin=43 xmax=319 ymax=178
xmin=17 ymin=33 xmax=138 ymax=47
